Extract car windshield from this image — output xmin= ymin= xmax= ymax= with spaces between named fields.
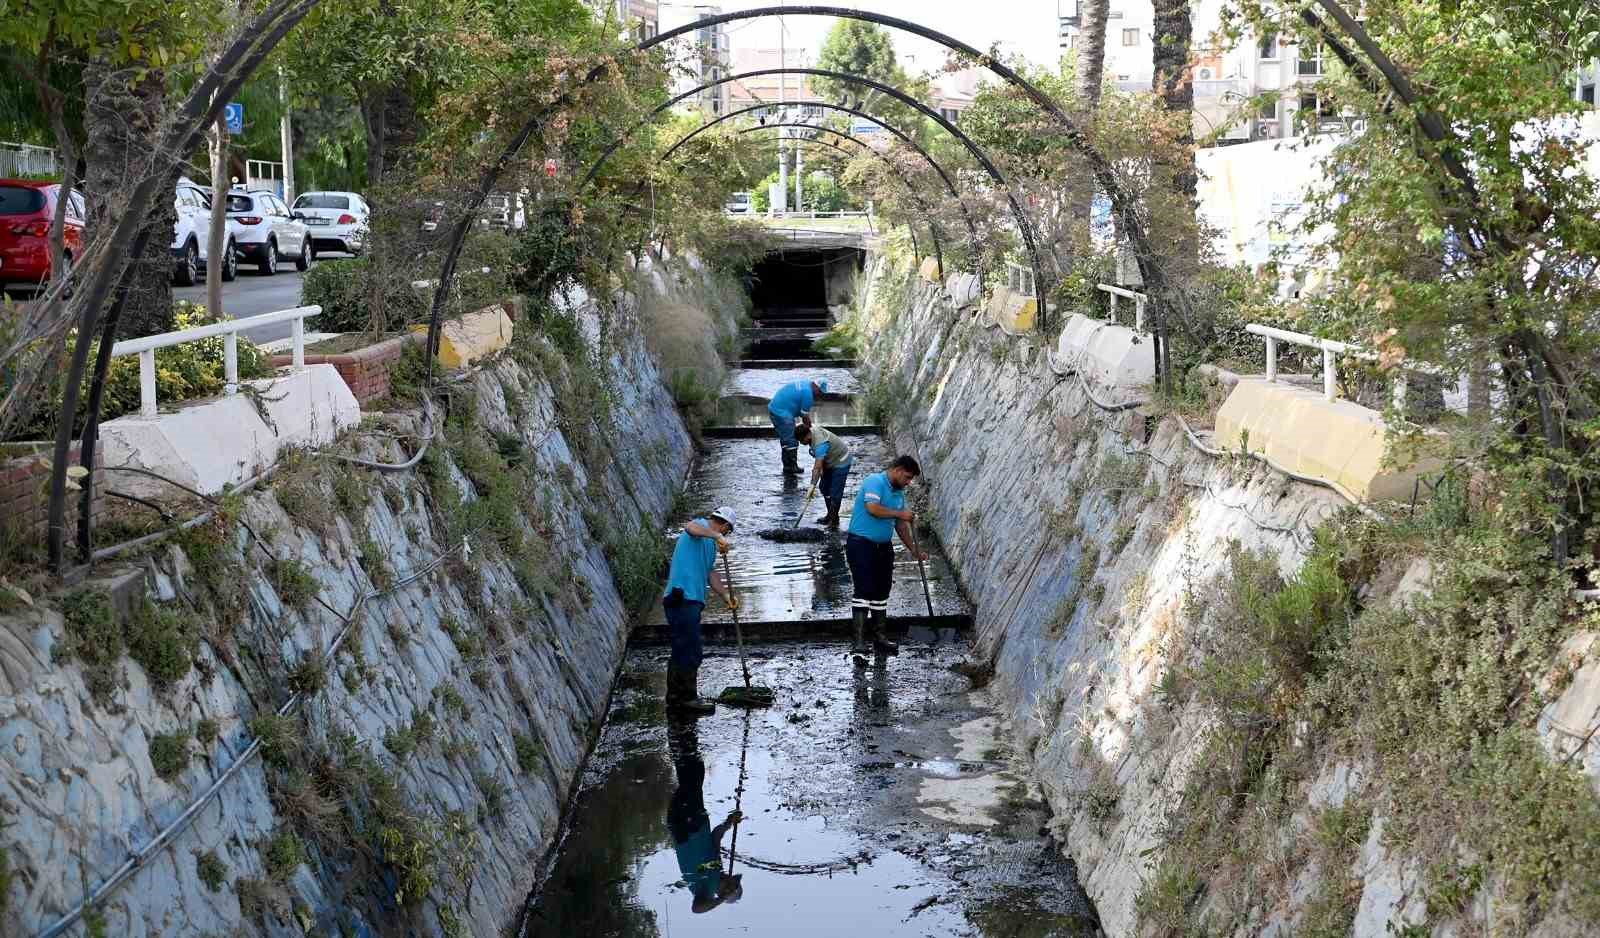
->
xmin=295 ymin=194 xmax=349 ymax=209
xmin=226 ymin=195 xmax=254 ymax=213
xmin=0 ymin=186 xmax=46 ymax=215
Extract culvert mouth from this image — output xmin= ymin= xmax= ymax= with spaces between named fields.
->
xmin=517 ymin=250 xmax=1102 ymax=938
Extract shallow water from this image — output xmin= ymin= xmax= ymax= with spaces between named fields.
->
xmin=709 ymin=395 xmax=874 ymax=431
xmin=726 ymin=366 xmax=860 ymax=398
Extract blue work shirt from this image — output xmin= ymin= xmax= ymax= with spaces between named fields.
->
xmin=847 ymin=471 xmax=905 ymax=543
xmin=663 ymin=519 xmax=717 ymax=603
xmin=673 ymin=823 xmax=719 ymax=901
xmin=767 ymin=380 xmax=815 ymax=420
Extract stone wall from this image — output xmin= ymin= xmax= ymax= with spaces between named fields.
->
xmin=270 ymin=333 xmax=426 ymax=406
xmin=853 ymin=250 xmax=1600 ymax=937
xmin=0 ymin=261 xmax=742 ymax=937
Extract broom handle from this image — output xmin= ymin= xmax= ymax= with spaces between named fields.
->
xmin=793 ymin=483 xmax=817 ymax=530
xmin=722 ymin=552 xmax=754 ymax=688
xmin=909 ymin=525 xmax=935 ymax=620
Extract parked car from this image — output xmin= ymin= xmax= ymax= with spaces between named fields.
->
xmin=0 ymin=179 xmax=85 ymax=287
xmin=725 ymin=191 xmax=753 ymax=215
xmin=481 ymin=191 xmax=526 ymax=230
xmin=224 ymin=189 xmax=312 ymax=275
xmin=182 ymin=182 xmax=240 ymax=283
xmin=291 ymin=190 xmax=369 ymax=255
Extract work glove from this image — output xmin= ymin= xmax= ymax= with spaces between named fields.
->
xmin=716 ymin=535 xmax=733 ymax=554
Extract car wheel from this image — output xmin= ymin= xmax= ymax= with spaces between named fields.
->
xmin=295 ymin=238 xmax=314 ymax=271
xmin=261 ymin=239 xmax=277 ymax=275
xmin=174 ymin=240 xmax=199 ymax=286
xmin=221 ymin=239 xmax=238 ymax=282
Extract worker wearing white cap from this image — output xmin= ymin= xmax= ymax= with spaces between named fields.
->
xmin=663 ymin=507 xmax=739 ymax=714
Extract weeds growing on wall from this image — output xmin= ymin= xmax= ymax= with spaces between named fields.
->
xmin=1139 ymin=503 xmax=1600 ymax=935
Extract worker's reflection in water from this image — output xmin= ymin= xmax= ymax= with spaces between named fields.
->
xmin=852 ymin=655 xmax=890 ymax=711
xmin=666 ymin=716 xmax=745 ymax=914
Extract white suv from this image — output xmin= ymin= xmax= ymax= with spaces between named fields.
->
xmin=291 ymin=190 xmax=369 ymax=255
xmin=225 ymin=190 xmax=312 ymax=275
xmin=171 ymin=181 xmax=229 ymax=285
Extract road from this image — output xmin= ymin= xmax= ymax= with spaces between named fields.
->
xmin=173 ymin=267 xmax=310 ymax=344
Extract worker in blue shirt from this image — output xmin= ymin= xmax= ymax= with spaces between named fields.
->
xmin=767 ymin=379 xmax=827 ymax=477
xmin=845 ymin=456 xmax=927 ymax=658
xmin=795 ymin=423 xmax=852 ymax=526
xmin=662 ymin=507 xmax=738 ymax=713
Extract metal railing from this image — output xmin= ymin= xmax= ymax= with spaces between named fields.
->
xmin=109 ymin=306 xmax=320 ymax=418
xmin=1097 ymin=283 xmax=1147 ymax=331
xmin=1246 ymin=322 xmax=1370 ymax=401
xmin=0 ymin=141 xmax=58 ymax=177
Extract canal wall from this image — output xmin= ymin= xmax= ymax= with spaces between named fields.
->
xmin=0 ymin=259 xmax=742 ymax=937
xmin=854 ymin=249 xmax=1600 ymax=937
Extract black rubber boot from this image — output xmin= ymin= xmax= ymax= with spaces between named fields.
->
xmin=817 ymin=498 xmax=841 ymax=526
xmin=666 ymin=664 xmax=716 ymax=715
xmin=781 ymin=447 xmax=802 ymax=476
xmin=870 ymin=609 xmax=899 ymax=656
xmin=851 ymin=607 xmax=869 ymax=656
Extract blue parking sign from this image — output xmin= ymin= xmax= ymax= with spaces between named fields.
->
xmin=223 ymin=103 xmax=244 ymax=134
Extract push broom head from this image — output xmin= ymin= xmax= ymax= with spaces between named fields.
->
xmin=756 ymin=527 xmax=829 ymax=543
xmin=718 ymin=684 xmax=776 ymax=707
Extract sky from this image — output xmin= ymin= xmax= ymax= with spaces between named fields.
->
xmin=694 ymin=0 xmax=1068 ymax=77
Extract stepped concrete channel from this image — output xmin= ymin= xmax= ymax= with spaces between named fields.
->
xmin=518 ymin=248 xmax=1102 ymax=937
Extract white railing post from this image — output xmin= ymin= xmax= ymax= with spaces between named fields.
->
xmin=1135 ymin=295 xmax=1146 ymax=331
xmin=139 ymin=350 xmax=158 ymax=417
xmin=1107 ymin=291 xmax=1120 ymax=323
xmin=291 ymin=315 xmax=305 ymax=369
xmin=1265 ymin=336 xmax=1278 ymax=382
xmin=224 ymin=332 xmax=238 ymax=395
xmin=1322 ymin=346 xmax=1337 ymax=400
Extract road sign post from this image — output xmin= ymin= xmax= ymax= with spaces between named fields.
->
xmin=223 ymin=103 xmax=244 ymax=135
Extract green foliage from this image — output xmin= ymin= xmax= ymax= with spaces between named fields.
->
xmin=813 ymin=20 xmax=930 ymax=142
xmin=263 ymin=830 xmax=307 ymax=881
xmin=124 ymin=599 xmax=199 ymax=689
xmin=250 ymin=714 xmax=301 ymax=769
xmin=603 ymin=521 xmax=669 ymax=615
xmin=56 ymin=588 xmax=121 ymax=703
xmin=195 ymin=717 xmax=220 ymax=747
xmin=195 ymin=850 xmax=227 ymax=893
xmin=513 ymin=732 xmax=542 ymax=774
xmin=299 ymin=257 xmax=425 ymax=333
xmin=474 ymin=770 xmax=507 ymax=819
xmin=268 ymin=558 xmax=319 ymax=610
xmin=149 ymin=731 xmax=191 ymax=781
xmin=288 ymin=654 xmax=328 ymax=696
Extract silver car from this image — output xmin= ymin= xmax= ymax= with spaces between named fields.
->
xmin=292 ymin=190 xmax=369 ymax=255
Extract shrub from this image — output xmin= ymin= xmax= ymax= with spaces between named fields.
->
xmin=299 ymin=257 xmax=425 ymax=334
xmin=195 ymin=850 xmax=227 ymax=892
xmin=57 ymin=588 xmax=122 ymax=702
xmin=125 ymin=599 xmax=198 ymax=689
xmin=268 ymin=558 xmax=319 ymax=610
xmin=263 ymin=830 xmax=307 ymax=881
xmin=250 ymin=714 xmax=301 ymax=768
xmin=195 ymin=717 xmax=221 ymax=747
xmin=604 ymin=521 xmax=669 ymax=615
xmin=513 ymin=733 xmax=542 ymax=774
xmin=150 ymin=731 xmax=192 ymax=781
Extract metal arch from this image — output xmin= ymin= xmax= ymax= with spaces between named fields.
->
xmin=425 ymin=4 xmax=1183 ymax=371
xmin=648 ymin=100 xmax=984 ymax=266
xmin=576 ymin=67 xmax=1047 ymax=322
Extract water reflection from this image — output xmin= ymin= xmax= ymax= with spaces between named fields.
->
xmin=709 ymin=396 xmax=873 ymax=430
xmin=667 ymin=716 xmax=746 ymax=915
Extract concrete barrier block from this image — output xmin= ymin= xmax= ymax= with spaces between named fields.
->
xmin=1055 ymin=314 xmax=1155 ymax=389
xmin=919 ymin=256 xmax=942 ymax=282
xmin=100 ymin=364 xmax=359 ymax=499
xmin=411 ymin=305 xmax=514 ymax=368
xmin=1214 ymin=378 xmax=1444 ymax=503
xmin=1004 ymin=293 xmax=1037 ymax=332
xmin=946 ymin=272 xmax=982 ymax=308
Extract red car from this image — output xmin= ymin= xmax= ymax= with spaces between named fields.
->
xmin=0 ymin=179 xmax=86 ymax=287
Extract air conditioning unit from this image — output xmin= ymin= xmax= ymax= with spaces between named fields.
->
xmin=1198 ymin=66 xmax=1214 ymax=80
xmin=1252 ymin=121 xmax=1278 ymax=141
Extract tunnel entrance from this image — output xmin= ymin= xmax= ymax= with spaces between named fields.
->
xmin=743 ymin=247 xmax=864 ymax=360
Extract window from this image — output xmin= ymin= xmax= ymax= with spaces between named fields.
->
xmin=226 ymin=194 xmax=253 ymax=213
xmin=0 ymin=186 xmax=45 ymax=215
xmin=1122 ymin=28 xmax=1140 ymax=46
xmin=1258 ymin=32 xmax=1279 ymax=59
xmin=939 ymin=107 xmax=960 ymax=123
xmin=1298 ymin=43 xmax=1323 ymax=76
xmin=69 ymin=191 xmax=86 ymax=220
xmin=295 ymin=194 xmax=350 ymax=210
xmin=1584 ymin=83 xmax=1597 ymax=106
xmin=1299 ymin=92 xmax=1339 ymax=131
xmin=1258 ymin=96 xmax=1280 ymax=121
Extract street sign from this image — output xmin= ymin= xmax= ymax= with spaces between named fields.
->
xmin=223 ymin=103 xmax=244 ymax=134
xmin=851 ymin=117 xmax=881 ymax=136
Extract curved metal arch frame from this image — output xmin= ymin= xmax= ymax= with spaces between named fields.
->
xmin=576 ymin=66 xmax=1046 ymax=320
xmin=650 ymin=100 xmax=985 ymax=267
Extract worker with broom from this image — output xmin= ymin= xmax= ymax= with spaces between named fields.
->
xmin=767 ymin=379 xmax=828 ymax=477
xmin=795 ymin=422 xmax=852 ymax=527
xmin=662 ymin=508 xmax=739 ymax=714
xmin=846 ymin=456 xmax=927 ymax=658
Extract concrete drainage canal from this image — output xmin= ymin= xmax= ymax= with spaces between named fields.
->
xmin=517 ymin=248 xmax=1103 ymax=937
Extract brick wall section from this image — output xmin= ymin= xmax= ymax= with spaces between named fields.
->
xmin=0 ymin=443 xmax=105 ymax=549
xmin=269 ymin=333 xmax=426 ymax=407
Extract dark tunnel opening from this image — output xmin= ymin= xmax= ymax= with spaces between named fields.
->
xmin=747 ymin=247 xmax=864 ymax=323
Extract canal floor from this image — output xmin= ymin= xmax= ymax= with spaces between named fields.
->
xmin=520 ymin=290 xmax=1099 ymax=936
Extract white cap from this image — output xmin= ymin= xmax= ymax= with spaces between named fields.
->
xmin=709 ymin=506 xmax=738 ymax=531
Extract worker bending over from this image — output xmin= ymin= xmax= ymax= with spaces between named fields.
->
xmin=767 ymin=379 xmax=827 ymax=477
xmin=795 ymin=423 xmax=852 ymax=527
xmin=845 ymin=456 xmax=927 ymax=657
xmin=661 ymin=508 xmax=738 ymax=713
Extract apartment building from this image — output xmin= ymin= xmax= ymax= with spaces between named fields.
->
xmin=1580 ymin=59 xmax=1599 ymax=107
xmin=660 ymin=3 xmax=731 ymax=116
xmin=611 ymin=0 xmax=659 ymax=40
xmin=725 ymin=48 xmax=822 ymax=115
xmin=1057 ymin=0 xmax=1338 ymax=144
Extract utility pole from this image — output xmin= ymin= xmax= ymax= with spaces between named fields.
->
xmin=278 ymin=67 xmax=295 ymax=203
xmin=777 ymin=16 xmax=788 ymax=214
xmin=794 ymin=136 xmax=803 ymax=212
